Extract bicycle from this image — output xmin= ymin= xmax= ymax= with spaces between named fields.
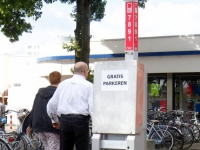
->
xmin=0 ymin=138 xmax=11 ymax=150
xmin=170 ymin=110 xmax=194 ymax=150
xmin=0 ymin=109 xmax=44 ymax=150
xmin=147 ymin=108 xmax=184 ymax=150
xmin=185 ymin=111 xmax=200 ymax=142
xmin=0 ymin=116 xmax=11 ymax=150
xmin=147 ymin=119 xmax=174 ymax=150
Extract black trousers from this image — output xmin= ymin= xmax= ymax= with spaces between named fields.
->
xmin=60 ymin=115 xmax=89 ymax=150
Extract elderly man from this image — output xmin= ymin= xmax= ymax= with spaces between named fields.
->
xmin=47 ymin=61 xmax=93 ymax=150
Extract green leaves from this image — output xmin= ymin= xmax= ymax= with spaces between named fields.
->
xmin=138 ymin=0 xmax=149 ymax=8
xmin=62 ymin=37 xmax=81 ymax=52
xmin=0 ymin=0 xmax=149 ymax=43
xmin=68 ymin=0 xmax=107 ymax=22
xmin=0 ymin=0 xmax=43 ymax=42
xmin=62 ymin=37 xmax=81 ymax=58
xmin=90 ymin=0 xmax=107 ymax=21
xmin=88 ymin=68 xmax=94 ymax=83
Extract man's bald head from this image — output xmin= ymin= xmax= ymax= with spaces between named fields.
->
xmin=74 ymin=62 xmax=88 ymax=75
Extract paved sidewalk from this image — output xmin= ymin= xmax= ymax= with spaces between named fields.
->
xmin=188 ymin=142 xmax=200 ymax=150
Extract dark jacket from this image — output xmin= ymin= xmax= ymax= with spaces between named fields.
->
xmin=28 ymin=86 xmax=59 ymax=134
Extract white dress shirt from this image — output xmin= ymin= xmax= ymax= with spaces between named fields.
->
xmin=47 ymin=74 xmax=93 ymax=123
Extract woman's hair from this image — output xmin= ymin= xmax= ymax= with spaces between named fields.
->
xmin=49 ymin=71 xmax=61 ymax=85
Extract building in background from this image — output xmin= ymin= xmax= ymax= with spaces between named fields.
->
xmin=1 ymin=34 xmax=200 ymax=124
xmin=37 ymin=34 xmax=200 ymax=112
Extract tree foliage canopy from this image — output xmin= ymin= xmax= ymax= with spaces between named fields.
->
xmin=139 ymin=0 xmax=149 ymax=8
xmin=44 ymin=0 xmax=107 ymax=22
xmin=0 ymin=0 xmax=148 ymax=42
xmin=62 ymin=0 xmax=107 ymax=64
xmin=0 ymin=0 xmax=43 ymax=42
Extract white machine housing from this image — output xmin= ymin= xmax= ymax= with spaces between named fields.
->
xmin=93 ymin=60 xmax=146 ymax=135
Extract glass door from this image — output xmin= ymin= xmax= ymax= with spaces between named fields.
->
xmin=174 ymin=73 xmax=200 ymax=111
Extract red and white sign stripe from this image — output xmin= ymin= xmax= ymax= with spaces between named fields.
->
xmin=10 ymin=115 xmax=12 ymax=130
xmin=125 ymin=1 xmax=138 ymax=51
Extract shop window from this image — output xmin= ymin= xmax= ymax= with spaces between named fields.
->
xmin=148 ymin=74 xmax=167 ymax=111
xmin=174 ymin=73 xmax=200 ymax=112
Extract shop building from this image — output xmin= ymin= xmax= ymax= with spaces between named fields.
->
xmin=37 ymin=34 xmax=200 ymax=112
xmin=2 ymin=34 xmax=200 ymax=117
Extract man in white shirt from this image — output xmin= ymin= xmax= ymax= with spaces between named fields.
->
xmin=47 ymin=61 xmax=93 ymax=150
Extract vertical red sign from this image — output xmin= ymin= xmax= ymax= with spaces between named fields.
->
xmin=125 ymin=2 xmax=138 ymax=51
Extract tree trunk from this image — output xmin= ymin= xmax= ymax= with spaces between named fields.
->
xmin=74 ymin=0 xmax=83 ymax=63
xmin=81 ymin=0 xmax=91 ymax=67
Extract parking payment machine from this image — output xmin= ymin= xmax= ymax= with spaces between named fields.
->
xmin=92 ymin=0 xmax=147 ymax=149
xmin=92 ymin=60 xmax=147 ymax=150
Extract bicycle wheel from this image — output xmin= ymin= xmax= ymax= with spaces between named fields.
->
xmin=0 ymin=138 xmax=11 ymax=150
xmin=7 ymin=132 xmax=27 ymax=150
xmin=24 ymin=132 xmax=44 ymax=150
xmin=180 ymin=125 xmax=194 ymax=150
xmin=190 ymin=124 xmax=200 ymax=142
xmin=149 ymin=129 xmax=174 ymax=150
xmin=168 ymin=127 xmax=184 ymax=150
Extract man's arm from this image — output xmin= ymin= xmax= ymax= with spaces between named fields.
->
xmin=88 ymin=85 xmax=93 ymax=119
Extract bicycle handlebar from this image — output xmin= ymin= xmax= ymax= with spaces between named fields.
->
xmin=2 ymin=109 xmax=29 ymax=115
xmin=2 ymin=110 xmax=17 ymax=115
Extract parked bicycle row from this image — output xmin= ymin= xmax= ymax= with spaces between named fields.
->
xmin=0 ymin=108 xmax=43 ymax=150
xmin=147 ymin=108 xmax=200 ymax=150
xmin=2 ymin=107 xmax=200 ymax=150
xmin=0 ymin=108 xmax=93 ymax=150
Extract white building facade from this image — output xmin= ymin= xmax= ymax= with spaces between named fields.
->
xmin=1 ymin=34 xmax=200 ymax=124
xmin=37 ymin=34 xmax=200 ymax=112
